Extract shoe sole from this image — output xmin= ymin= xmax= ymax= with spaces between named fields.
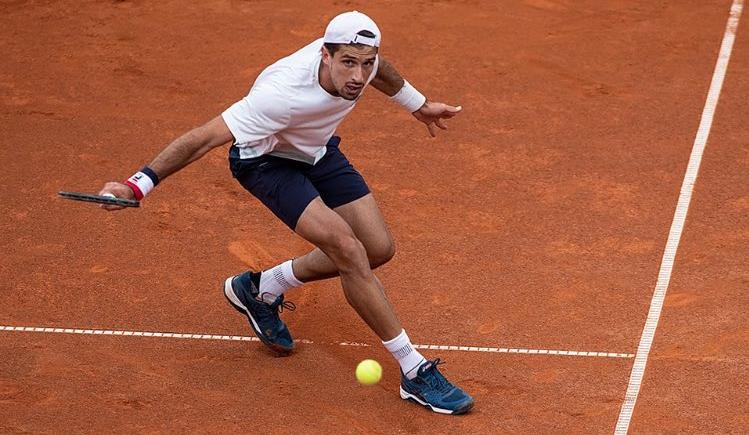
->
xmin=223 ymin=276 xmax=293 ymax=355
xmin=399 ymin=386 xmax=474 ymax=415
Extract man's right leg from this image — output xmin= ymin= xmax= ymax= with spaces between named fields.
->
xmin=225 ymin=151 xmax=318 ymax=355
xmin=228 ymin=150 xmax=402 ymax=349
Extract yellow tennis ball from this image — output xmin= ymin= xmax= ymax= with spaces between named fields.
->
xmin=356 ymin=359 xmax=382 ymax=385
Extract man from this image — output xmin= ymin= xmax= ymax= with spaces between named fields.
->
xmin=99 ymin=11 xmax=473 ymax=415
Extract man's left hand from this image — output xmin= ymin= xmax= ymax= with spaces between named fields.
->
xmin=412 ymin=102 xmax=462 ymax=137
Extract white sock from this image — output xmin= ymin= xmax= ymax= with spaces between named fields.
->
xmin=382 ymin=329 xmax=426 ymax=380
xmin=258 ymin=260 xmax=303 ymax=303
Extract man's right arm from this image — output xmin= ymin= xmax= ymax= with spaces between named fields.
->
xmin=98 ymin=115 xmax=234 ymax=210
xmin=147 ymin=115 xmax=234 ymax=180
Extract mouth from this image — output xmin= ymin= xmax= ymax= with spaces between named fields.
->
xmin=344 ymin=84 xmax=363 ymax=94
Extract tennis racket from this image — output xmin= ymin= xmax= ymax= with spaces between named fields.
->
xmin=58 ymin=191 xmax=140 ymax=208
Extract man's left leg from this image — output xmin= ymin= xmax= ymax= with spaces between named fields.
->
xmin=249 ymin=149 xmax=473 ymax=414
xmin=251 ymin=140 xmax=395 ymax=298
xmin=295 ymin=193 xmax=395 ymax=281
xmin=274 ymin=193 xmax=474 ymax=414
xmin=249 ymin=193 xmax=394 ymax=303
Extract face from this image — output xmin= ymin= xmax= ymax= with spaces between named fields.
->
xmin=322 ymin=44 xmax=378 ymax=100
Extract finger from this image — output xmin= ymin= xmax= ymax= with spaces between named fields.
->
xmin=443 ymin=104 xmax=462 ymax=113
xmin=440 ymin=107 xmax=462 ymax=119
xmin=100 ymin=203 xmax=124 ymax=211
xmin=426 ymin=122 xmax=436 ymax=137
xmin=99 ymin=183 xmax=119 ymax=197
xmin=435 ymin=118 xmax=448 ymax=130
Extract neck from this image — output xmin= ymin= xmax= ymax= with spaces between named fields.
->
xmin=318 ymin=61 xmax=339 ymax=97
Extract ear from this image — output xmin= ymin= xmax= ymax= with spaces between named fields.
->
xmin=321 ymin=46 xmax=332 ymax=66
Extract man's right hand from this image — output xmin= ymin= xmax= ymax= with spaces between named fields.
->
xmin=98 ymin=182 xmax=136 ymax=211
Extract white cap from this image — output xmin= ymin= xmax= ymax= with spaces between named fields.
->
xmin=323 ymin=11 xmax=381 ymax=48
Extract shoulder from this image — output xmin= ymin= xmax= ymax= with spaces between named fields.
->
xmin=261 ymin=38 xmax=322 ymax=85
xmin=244 ymin=38 xmax=324 ymax=112
xmin=244 ymin=79 xmax=292 ymax=122
xmin=278 ymin=38 xmax=324 ymax=66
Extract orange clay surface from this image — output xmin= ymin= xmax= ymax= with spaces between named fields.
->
xmin=1 ymin=0 xmax=746 ymax=433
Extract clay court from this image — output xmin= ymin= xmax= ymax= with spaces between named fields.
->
xmin=1 ymin=0 xmax=747 ymax=433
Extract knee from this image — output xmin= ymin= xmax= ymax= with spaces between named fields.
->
xmin=369 ymin=238 xmax=396 ymax=269
xmin=327 ymin=233 xmax=369 ymax=269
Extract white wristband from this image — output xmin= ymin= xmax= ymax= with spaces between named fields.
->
xmin=391 ymin=80 xmax=426 ymax=113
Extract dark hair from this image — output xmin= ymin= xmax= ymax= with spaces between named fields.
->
xmin=324 ymin=30 xmax=377 ymax=56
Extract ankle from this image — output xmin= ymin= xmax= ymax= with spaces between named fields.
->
xmin=258 ymin=260 xmax=303 ymax=301
xmin=382 ymin=329 xmax=426 ymax=380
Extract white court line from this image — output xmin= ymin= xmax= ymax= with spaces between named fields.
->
xmin=0 ymin=325 xmax=634 ymax=359
xmin=614 ymin=1 xmax=744 ymax=433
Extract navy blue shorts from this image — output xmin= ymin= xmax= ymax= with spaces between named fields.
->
xmin=229 ymin=136 xmax=371 ymax=230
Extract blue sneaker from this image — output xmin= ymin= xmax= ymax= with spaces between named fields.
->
xmin=223 ymin=271 xmax=295 ymax=355
xmin=400 ymin=359 xmax=474 ymax=415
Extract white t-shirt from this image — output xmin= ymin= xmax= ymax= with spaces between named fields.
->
xmin=222 ymin=38 xmax=379 ymax=164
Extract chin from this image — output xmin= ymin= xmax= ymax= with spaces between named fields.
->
xmin=337 ymin=90 xmax=358 ymax=101
xmin=341 ymin=91 xmax=362 ymax=101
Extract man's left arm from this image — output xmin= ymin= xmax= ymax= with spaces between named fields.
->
xmin=370 ymin=57 xmax=462 ymax=137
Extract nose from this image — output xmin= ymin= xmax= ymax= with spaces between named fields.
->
xmin=351 ymin=66 xmax=364 ymax=83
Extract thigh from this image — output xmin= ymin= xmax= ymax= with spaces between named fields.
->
xmin=333 ymin=193 xmax=394 ymax=257
xmin=306 ymin=139 xmax=391 ymax=252
xmin=230 ymin=150 xmax=320 ymax=230
xmin=294 ymin=196 xmax=358 ymax=252
xmin=308 ymin=139 xmax=371 ymax=210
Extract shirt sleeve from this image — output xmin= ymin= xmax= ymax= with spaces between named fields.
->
xmin=221 ymin=82 xmax=291 ymax=145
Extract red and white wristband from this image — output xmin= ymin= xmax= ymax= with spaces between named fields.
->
xmin=124 ymin=166 xmax=160 ymax=200
xmin=391 ymin=80 xmax=427 ymax=113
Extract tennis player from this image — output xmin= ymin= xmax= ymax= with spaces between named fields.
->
xmin=99 ymin=11 xmax=473 ymax=414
